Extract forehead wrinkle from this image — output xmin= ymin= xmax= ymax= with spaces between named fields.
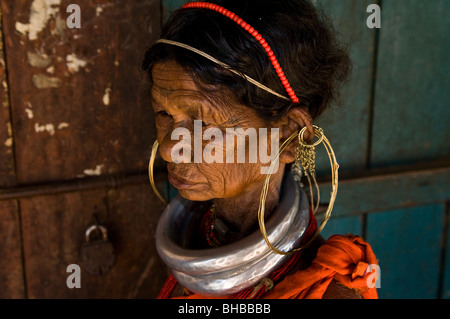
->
xmin=151 ymin=80 xmax=224 ymax=120
xmin=152 ymin=61 xmax=198 ymax=94
xmin=151 ymin=85 xmax=196 ymax=101
xmin=153 ymin=87 xmax=220 ymax=122
xmin=152 ymin=82 xmax=257 ymax=128
xmin=151 ymin=63 xmax=250 ymax=124
xmin=151 ymin=81 xmax=199 ymax=100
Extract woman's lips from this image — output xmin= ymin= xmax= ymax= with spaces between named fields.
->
xmin=168 ymin=173 xmax=197 ymax=189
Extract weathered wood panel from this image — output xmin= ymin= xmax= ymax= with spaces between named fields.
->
xmin=367 ymin=204 xmax=445 ymax=299
xmin=0 ymin=8 xmax=16 ymax=188
xmin=442 ymin=205 xmax=450 ymax=299
xmin=318 ymin=166 xmax=450 ymax=218
xmin=20 ymin=182 xmax=167 ymax=298
xmin=162 ymin=0 xmax=181 ymax=21
xmin=315 ymin=0 xmax=376 ymax=173
xmin=370 ymin=0 xmax=450 ymax=167
xmin=0 ymin=200 xmax=25 ymax=298
xmin=320 ymin=214 xmax=363 ymax=240
xmin=0 ymin=0 xmax=160 ymax=184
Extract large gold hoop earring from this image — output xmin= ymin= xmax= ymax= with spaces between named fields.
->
xmin=258 ymin=125 xmax=339 ymax=255
xmin=149 ymin=140 xmax=168 ymax=205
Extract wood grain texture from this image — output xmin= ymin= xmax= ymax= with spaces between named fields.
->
xmin=0 ymin=7 xmax=16 ymax=188
xmin=442 ymin=204 xmax=450 ymax=299
xmin=20 ymin=182 xmax=167 ymax=298
xmin=0 ymin=200 xmax=25 ymax=298
xmin=320 ymin=214 xmax=363 ymax=240
xmin=315 ymin=0 xmax=376 ymax=173
xmin=370 ymin=0 xmax=450 ymax=167
xmin=318 ymin=166 xmax=450 ymax=218
xmin=0 ymin=0 xmax=160 ymax=184
xmin=366 ymin=204 xmax=445 ymax=299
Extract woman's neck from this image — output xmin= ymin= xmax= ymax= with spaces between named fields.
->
xmin=212 ymin=169 xmax=285 ymax=244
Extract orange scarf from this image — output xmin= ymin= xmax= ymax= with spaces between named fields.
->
xmin=263 ymin=234 xmax=379 ymax=299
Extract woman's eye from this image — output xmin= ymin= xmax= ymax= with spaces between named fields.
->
xmin=193 ymin=117 xmax=211 ymax=127
xmin=157 ymin=110 xmax=172 ymax=117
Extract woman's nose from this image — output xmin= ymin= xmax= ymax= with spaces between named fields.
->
xmin=158 ymin=123 xmax=193 ymax=164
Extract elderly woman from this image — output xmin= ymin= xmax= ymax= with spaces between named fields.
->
xmin=142 ymin=0 xmax=378 ymax=299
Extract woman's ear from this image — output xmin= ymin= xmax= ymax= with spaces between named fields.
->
xmin=277 ymin=107 xmax=314 ymax=164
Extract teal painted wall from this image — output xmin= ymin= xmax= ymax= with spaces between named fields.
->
xmin=160 ymin=0 xmax=450 ymax=299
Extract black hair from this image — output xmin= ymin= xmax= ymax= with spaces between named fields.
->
xmin=142 ymin=0 xmax=351 ymax=120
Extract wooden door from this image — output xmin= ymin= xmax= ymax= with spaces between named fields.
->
xmin=315 ymin=0 xmax=450 ymax=299
xmin=0 ymin=0 xmax=168 ymax=298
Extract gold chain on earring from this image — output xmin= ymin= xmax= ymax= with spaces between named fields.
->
xmin=297 ymin=126 xmax=324 ymax=215
xmin=258 ymin=125 xmax=339 ymax=255
xmin=149 ymin=140 xmax=168 ymax=205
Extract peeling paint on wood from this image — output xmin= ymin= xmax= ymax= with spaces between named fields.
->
xmin=32 ymin=73 xmax=61 ymax=88
xmin=27 ymin=50 xmax=51 ymax=68
xmin=33 ymin=121 xmax=69 ymax=135
xmin=45 ymin=65 xmax=54 ymax=73
xmin=83 ymin=164 xmax=104 ymax=176
xmin=3 ymin=0 xmax=161 ymax=184
xmin=0 ymin=5 xmax=16 ymax=187
xmin=66 ymin=53 xmax=87 ymax=73
xmin=0 ymin=0 xmax=167 ymax=300
xmin=34 ymin=122 xmax=55 ymax=135
xmin=3 ymin=137 xmax=12 ymax=147
xmin=102 ymin=87 xmax=111 ymax=106
xmin=15 ymin=0 xmax=62 ymax=41
xmin=95 ymin=7 xmax=103 ymax=17
xmin=4 ymin=121 xmax=13 ymax=146
xmin=57 ymin=122 xmax=69 ymax=130
xmin=25 ymin=108 xmax=33 ymax=119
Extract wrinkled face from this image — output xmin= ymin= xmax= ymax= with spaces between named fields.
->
xmin=151 ymin=61 xmax=282 ymax=201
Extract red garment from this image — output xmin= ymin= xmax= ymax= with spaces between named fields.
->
xmin=158 ymin=234 xmax=378 ymax=299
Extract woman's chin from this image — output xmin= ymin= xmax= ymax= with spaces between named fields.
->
xmin=177 ymin=188 xmax=212 ymax=202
